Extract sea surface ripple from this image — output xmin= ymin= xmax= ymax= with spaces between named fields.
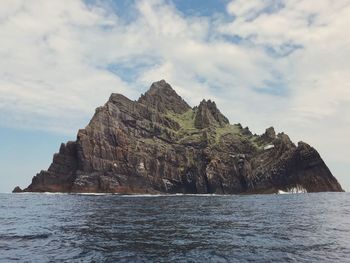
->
xmin=0 ymin=192 xmax=349 ymax=262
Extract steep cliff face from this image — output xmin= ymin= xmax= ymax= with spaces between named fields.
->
xmin=17 ymin=80 xmax=343 ymax=194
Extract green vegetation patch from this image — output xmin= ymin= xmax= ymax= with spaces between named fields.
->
xmin=164 ymin=111 xmax=263 ymax=151
xmin=213 ymin=124 xmax=263 ymax=151
xmin=165 ymin=109 xmax=203 ymax=143
xmin=214 ymin=124 xmax=241 ymax=143
xmin=166 ymin=109 xmax=197 ymax=131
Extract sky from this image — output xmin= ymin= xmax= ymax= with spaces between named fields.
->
xmin=0 ymin=0 xmax=349 ymax=192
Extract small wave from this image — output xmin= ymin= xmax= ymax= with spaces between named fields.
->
xmin=0 ymin=233 xmax=52 ymax=241
xmin=119 ymin=193 xmax=230 ymax=197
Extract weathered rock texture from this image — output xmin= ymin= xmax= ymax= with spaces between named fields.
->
xmin=15 ymin=80 xmax=343 ymax=194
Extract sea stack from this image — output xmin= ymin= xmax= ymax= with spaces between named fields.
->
xmin=16 ymin=80 xmax=343 ymax=194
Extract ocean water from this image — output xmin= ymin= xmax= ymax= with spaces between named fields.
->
xmin=0 ymin=193 xmax=349 ymax=263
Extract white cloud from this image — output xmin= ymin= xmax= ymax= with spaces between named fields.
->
xmin=0 ymin=0 xmax=349 ymax=188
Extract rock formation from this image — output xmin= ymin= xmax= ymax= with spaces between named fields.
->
xmin=12 ymin=186 xmax=22 ymax=193
xmin=14 ymin=80 xmax=343 ymax=194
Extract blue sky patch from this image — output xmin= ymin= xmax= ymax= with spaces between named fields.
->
xmin=253 ymin=72 xmax=289 ymax=97
xmin=105 ymin=58 xmax=161 ymax=83
xmin=265 ymin=43 xmax=303 ymax=58
xmin=170 ymin=0 xmax=230 ymax=17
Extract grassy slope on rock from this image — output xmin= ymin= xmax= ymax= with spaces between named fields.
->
xmin=164 ymin=109 xmax=262 ymax=151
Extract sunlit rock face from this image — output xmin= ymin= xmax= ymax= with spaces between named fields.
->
xmin=17 ymin=80 xmax=343 ymax=194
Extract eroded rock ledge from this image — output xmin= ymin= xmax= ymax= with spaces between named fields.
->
xmin=14 ymin=80 xmax=343 ymax=194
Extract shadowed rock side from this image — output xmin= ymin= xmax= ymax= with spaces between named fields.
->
xmin=15 ymin=80 xmax=343 ymax=194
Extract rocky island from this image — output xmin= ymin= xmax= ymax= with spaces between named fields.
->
xmin=14 ymin=80 xmax=343 ymax=194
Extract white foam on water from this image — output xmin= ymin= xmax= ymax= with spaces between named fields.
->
xmin=278 ymin=186 xmax=307 ymax=194
xmin=12 ymin=192 xmax=69 ymax=195
xmin=43 ymin=192 xmax=69 ymax=195
xmin=13 ymin=192 xmax=112 ymax=196
xmin=120 ymin=194 xmax=167 ymax=197
xmin=176 ymin=193 xmax=229 ymax=196
xmin=73 ymin=193 xmax=113 ymax=196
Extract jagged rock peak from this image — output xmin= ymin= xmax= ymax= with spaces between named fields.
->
xmin=277 ymin=132 xmax=294 ymax=147
xmin=138 ymin=80 xmax=191 ymax=114
xmin=108 ymin=93 xmax=132 ymax=104
xmin=242 ymin=126 xmax=253 ymax=136
xmin=262 ymin=126 xmax=276 ymax=140
xmin=194 ymin=99 xmax=229 ymax=129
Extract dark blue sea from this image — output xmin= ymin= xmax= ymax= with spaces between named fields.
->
xmin=1 ymin=193 xmax=349 ymax=262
